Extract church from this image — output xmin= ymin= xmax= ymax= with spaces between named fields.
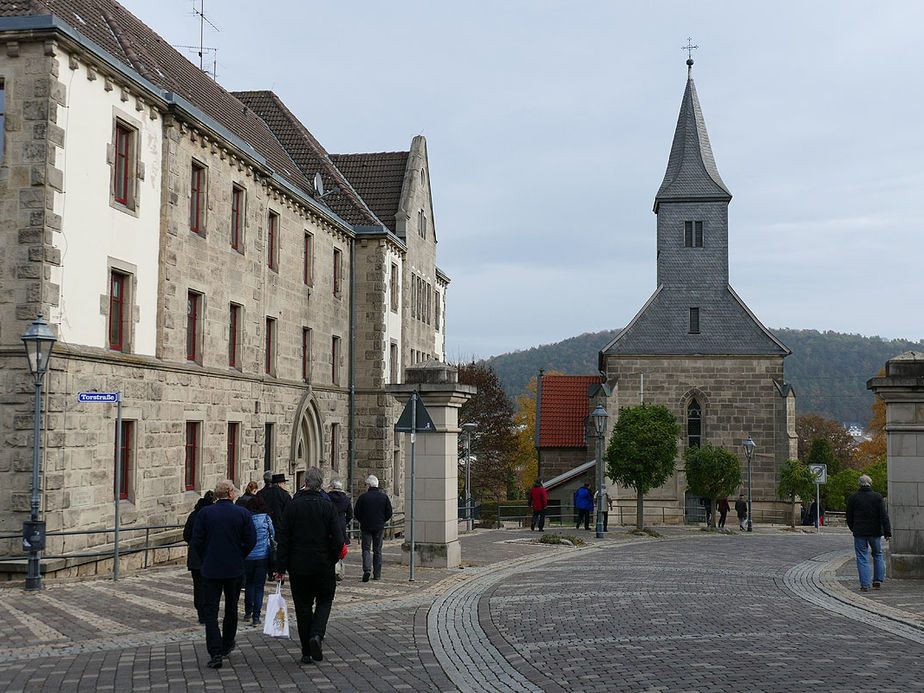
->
xmin=540 ymin=58 xmax=797 ymax=521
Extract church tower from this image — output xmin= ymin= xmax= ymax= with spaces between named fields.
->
xmin=599 ymin=57 xmax=797 ymax=520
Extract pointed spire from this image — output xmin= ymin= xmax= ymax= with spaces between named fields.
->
xmin=653 ymin=64 xmax=731 ymax=213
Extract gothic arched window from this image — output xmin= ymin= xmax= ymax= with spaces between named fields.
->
xmin=687 ymin=399 xmax=702 ymax=448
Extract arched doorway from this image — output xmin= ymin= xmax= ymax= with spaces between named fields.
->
xmin=290 ymin=393 xmax=323 ymax=490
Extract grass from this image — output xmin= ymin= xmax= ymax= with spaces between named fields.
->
xmin=538 ymin=533 xmax=587 ymax=547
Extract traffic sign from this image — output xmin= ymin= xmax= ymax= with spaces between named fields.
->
xmin=395 ymin=394 xmax=436 ymax=433
xmin=808 ymin=463 xmax=827 ymax=484
xmin=78 ymin=392 xmax=119 ymax=402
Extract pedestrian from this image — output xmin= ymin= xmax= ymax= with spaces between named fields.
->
xmin=846 ymin=474 xmax=891 ymax=593
xmin=735 ymin=494 xmax=747 ymax=531
xmin=716 ymin=497 xmax=730 ymax=529
xmin=258 ymin=472 xmax=291 ymax=528
xmin=236 ymin=480 xmax=258 ymax=506
xmin=242 ymin=494 xmax=274 ymax=626
xmin=594 ymin=487 xmax=612 ymax=532
xmin=807 ymin=499 xmax=824 ymax=527
xmin=328 ymin=479 xmax=353 ymax=580
xmin=700 ymin=497 xmax=713 ymax=526
xmin=353 ymin=474 xmax=392 ymax=582
xmin=528 ymin=478 xmax=548 ymax=532
xmin=192 ymin=479 xmax=257 ymax=669
xmin=574 ymin=483 xmax=593 ymax=530
xmin=183 ymin=490 xmax=214 ymax=623
xmin=274 ymin=466 xmax=345 ymax=664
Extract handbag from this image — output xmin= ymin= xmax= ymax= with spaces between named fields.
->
xmin=263 ymin=581 xmax=289 ymax=638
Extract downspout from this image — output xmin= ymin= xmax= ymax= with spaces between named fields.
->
xmin=348 ymin=237 xmax=356 ymax=501
xmin=535 ymin=368 xmax=544 ymax=478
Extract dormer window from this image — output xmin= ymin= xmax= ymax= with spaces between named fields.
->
xmin=684 ymin=221 xmax=703 ymax=248
xmin=688 ymin=307 xmax=700 ymax=334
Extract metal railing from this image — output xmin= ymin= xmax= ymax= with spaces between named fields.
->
xmin=498 ymin=503 xmax=793 ymax=527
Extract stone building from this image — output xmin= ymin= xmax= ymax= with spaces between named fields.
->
xmin=0 ymin=0 xmax=447 ymax=567
xmin=598 ymin=60 xmax=797 ymax=519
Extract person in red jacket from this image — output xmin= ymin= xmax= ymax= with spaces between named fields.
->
xmin=528 ymin=479 xmax=548 ymax=532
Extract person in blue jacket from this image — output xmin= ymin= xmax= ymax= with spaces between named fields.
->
xmin=192 ymin=479 xmax=257 ymax=669
xmin=241 ymin=494 xmax=274 ymax=627
xmin=574 ymin=483 xmax=594 ymax=530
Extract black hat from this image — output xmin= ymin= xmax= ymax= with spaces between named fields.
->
xmin=271 ymin=473 xmax=287 ymax=484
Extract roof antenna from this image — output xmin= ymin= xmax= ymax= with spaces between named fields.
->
xmin=174 ymin=1 xmax=220 ymax=79
xmin=682 ymin=37 xmax=698 ymax=75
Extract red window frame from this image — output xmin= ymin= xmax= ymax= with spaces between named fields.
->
xmin=229 ymin=304 xmax=240 ymax=368
xmin=267 ymin=212 xmax=278 ymax=270
xmin=109 ymin=271 xmax=125 ymax=351
xmin=303 ymin=232 xmax=312 ymax=285
xmin=227 ymin=422 xmax=239 ymax=484
xmin=265 ymin=317 xmax=275 ymax=375
xmin=114 ymin=420 xmax=132 ymax=500
xmin=185 ymin=422 xmax=198 ymax=491
xmin=114 ymin=123 xmax=131 ymax=205
xmin=187 ymin=292 xmax=199 ymax=362
xmin=190 ymin=163 xmax=204 ymax=234
xmin=331 ymin=335 xmax=340 ymax=385
xmin=231 ymin=187 xmax=243 ymax=250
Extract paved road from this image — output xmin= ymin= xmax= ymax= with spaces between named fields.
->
xmin=0 ymin=527 xmax=921 ymax=691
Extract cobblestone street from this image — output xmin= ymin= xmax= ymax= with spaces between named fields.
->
xmin=0 ymin=527 xmax=921 ymax=692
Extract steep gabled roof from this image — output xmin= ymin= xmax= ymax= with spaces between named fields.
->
xmin=653 ymin=67 xmax=732 ymax=212
xmin=538 ymin=375 xmax=605 ymax=448
xmin=330 ymin=152 xmax=409 ymax=234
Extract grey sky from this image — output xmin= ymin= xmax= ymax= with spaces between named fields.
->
xmin=120 ymin=1 xmax=924 ymax=361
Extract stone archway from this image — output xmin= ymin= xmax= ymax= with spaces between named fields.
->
xmin=289 ymin=392 xmax=324 ymax=489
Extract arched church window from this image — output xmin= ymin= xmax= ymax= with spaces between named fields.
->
xmin=687 ymin=399 xmax=702 ymax=448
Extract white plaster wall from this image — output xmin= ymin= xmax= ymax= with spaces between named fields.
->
xmin=384 ymin=249 xmax=403 ymax=381
xmin=50 ymin=53 xmax=162 ymax=355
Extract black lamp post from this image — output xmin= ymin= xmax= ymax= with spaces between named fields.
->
xmin=21 ymin=313 xmax=56 ymax=591
xmin=461 ymin=422 xmax=477 ymax=531
xmin=743 ymin=436 xmax=755 ymax=533
xmin=590 ymin=404 xmax=609 ymax=539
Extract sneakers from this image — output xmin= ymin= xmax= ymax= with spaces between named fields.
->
xmin=362 ymin=572 xmax=370 ymax=582
xmin=873 ymin=582 xmax=882 ymax=590
xmin=309 ymin=635 xmax=323 ymax=661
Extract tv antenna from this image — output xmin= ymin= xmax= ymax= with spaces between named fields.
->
xmin=173 ymin=1 xmax=220 ymax=79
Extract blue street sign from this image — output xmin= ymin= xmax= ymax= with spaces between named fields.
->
xmin=78 ymin=392 xmax=119 ymax=402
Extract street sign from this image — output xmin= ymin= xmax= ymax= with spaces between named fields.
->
xmin=78 ymin=392 xmax=119 ymax=402
xmin=395 ymin=395 xmax=436 ymax=433
xmin=808 ymin=463 xmax=827 ymax=484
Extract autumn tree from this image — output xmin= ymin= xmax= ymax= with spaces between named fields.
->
xmin=458 ymin=362 xmax=518 ymax=502
xmin=806 ymin=437 xmax=838 ymax=476
xmin=855 ymin=369 xmax=886 ymax=468
xmin=796 ymin=414 xmax=854 ymax=470
xmin=605 ymin=404 xmax=679 ymax=530
xmin=511 ymin=371 xmax=563 ymax=493
xmin=777 ymin=459 xmax=816 ymax=528
xmin=683 ymin=444 xmax=742 ymax=527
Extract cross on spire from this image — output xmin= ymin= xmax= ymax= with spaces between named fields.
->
xmin=682 ymin=37 xmax=698 ymax=61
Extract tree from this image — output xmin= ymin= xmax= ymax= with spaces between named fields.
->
xmin=458 ymin=362 xmax=518 ymax=503
xmin=511 ymin=371 xmax=563 ymax=493
xmin=683 ymin=444 xmax=742 ymax=527
xmin=864 ymin=459 xmax=887 ymax=497
xmin=823 ymin=468 xmax=861 ymax=512
xmin=806 ymin=437 xmax=838 ymax=476
xmin=777 ymin=459 xmax=816 ymax=528
xmin=854 ymin=370 xmax=886 ymax=469
xmin=605 ymin=404 xmax=679 ymax=530
xmin=796 ymin=414 xmax=854 ymax=471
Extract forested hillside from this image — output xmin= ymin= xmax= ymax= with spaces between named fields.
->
xmin=482 ymin=329 xmax=924 ymax=427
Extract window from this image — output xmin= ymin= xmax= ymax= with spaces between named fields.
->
xmin=330 ymin=423 xmax=340 ymax=472
xmin=302 ymin=327 xmax=311 ymax=382
xmin=109 ymin=271 xmax=127 ymax=351
xmin=684 ymin=220 xmax=703 ymax=248
xmin=687 ymin=399 xmax=702 ymax=449
xmin=227 ymin=422 xmax=240 ymax=484
xmin=393 ymin=449 xmax=401 ymax=497
xmin=426 ymin=283 xmax=432 ymax=325
xmin=267 ymin=211 xmax=279 ymax=270
xmin=333 ymin=248 xmax=342 ymax=297
xmin=418 ymin=209 xmax=427 ymax=239
xmin=434 ymin=291 xmax=441 ymax=331
xmin=114 ymin=420 xmax=133 ymax=500
xmin=230 ymin=186 xmax=244 ymax=251
xmin=390 ymin=342 xmax=399 ymax=384
xmin=331 ymin=335 xmax=341 ymax=385
xmin=0 ymin=80 xmax=5 ymax=161
xmin=390 ymin=263 xmax=399 ymax=312
xmin=185 ymin=422 xmax=199 ymax=491
xmin=265 ymin=317 xmax=276 ymax=375
xmin=304 ymin=232 xmax=314 ymax=285
xmin=264 ymin=423 xmax=274 ymax=472
xmin=229 ymin=303 xmax=241 ymax=369
xmin=688 ymin=307 xmax=700 ymax=334
xmin=186 ymin=292 xmax=201 ymax=362
xmin=190 ymin=162 xmax=206 ymax=235
xmin=113 ymin=122 xmax=135 ymax=208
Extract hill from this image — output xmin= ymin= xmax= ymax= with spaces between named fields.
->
xmin=482 ymin=329 xmax=924 ymax=427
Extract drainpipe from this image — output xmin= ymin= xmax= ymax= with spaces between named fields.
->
xmin=349 ymin=237 xmax=356 ymax=502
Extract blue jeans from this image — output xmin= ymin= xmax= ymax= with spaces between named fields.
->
xmin=244 ymin=558 xmax=268 ymax=620
xmin=854 ymin=536 xmax=885 ymax=588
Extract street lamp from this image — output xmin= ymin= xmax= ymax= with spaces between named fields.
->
xmin=743 ymin=436 xmax=756 ymax=533
xmin=461 ymin=423 xmax=477 ymax=532
xmin=590 ymin=404 xmax=609 ymax=539
xmin=21 ymin=313 xmax=56 ymax=591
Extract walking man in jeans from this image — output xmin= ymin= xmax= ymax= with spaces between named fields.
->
xmin=846 ymin=474 xmax=891 ymax=592
xmin=353 ymin=474 xmax=392 ymax=582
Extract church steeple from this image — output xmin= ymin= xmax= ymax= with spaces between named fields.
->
xmin=653 ymin=61 xmax=731 ymax=213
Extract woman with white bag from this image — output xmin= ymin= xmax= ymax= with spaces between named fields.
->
xmin=241 ymin=494 xmax=274 ymax=627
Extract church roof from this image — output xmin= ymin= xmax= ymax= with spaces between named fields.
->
xmin=538 ymin=375 xmax=605 ymax=448
xmin=330 ymin=152 xmax=410 ymax=235
xmin=653 ymin=65 xmax=732 ymax=213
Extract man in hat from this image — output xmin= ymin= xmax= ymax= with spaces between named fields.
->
xmin=258 ymin=472 xmax=291 ymax=529
xmin=353 ymin=474 xmax=392 ymax=582
xmin=846 ymin=474 xmax=891 ymax=592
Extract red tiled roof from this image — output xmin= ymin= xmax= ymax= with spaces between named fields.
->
xmin=330 ymin=152 xmax=409 ymax=234
xmin=538 ymin=375 xmax=605 ymax=448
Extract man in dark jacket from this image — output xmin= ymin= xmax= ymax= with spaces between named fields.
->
xmin=192 ymin=480 xmax=257 ymax=668
xmin=183 ymin=490 xmax=214 ymax=624
xmin=328 ymin=480 xmax=353 ymax=581
xmin=574 ymin=483 xmax=593 ymax=530
xmin=258 ymin=472 xmax=291 ymax=528
xmin=846 ymin=474 xmax=892 ymax=592
xmin=735 ymin=494 xmax=748 ymax=531
xmin=353 ymin=474 xmax=392 ymax=582
xmin=274 ymin=467 xmax=344 ymax=664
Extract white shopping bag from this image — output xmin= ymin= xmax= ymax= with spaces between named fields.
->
xmin=263 ymin=581 xmax=289 ymax=638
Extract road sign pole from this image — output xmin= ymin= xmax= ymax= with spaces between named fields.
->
xmin=409 ymin=392 xmax=417 ymax=582
xmin=114 ymin=392 xmax=122 ymax=581
xmin=815 ymin=482 xmax=821 ymax=534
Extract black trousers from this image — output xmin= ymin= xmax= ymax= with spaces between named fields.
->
xmin=201 ymin=575 xmax=242 ymax=657
xmin=289 ymin=571 xmax=336 ymax=655
xmin=576 ymin=508 xmax=591 ymax=529
xmin=190 ymin=568 xmax=203 ymax=621
xmin=531 ymin=509 xmax=546 ymax=530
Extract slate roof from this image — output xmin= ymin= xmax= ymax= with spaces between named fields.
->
xmin=653 ymin=67 xmax=732 ymax=213
xmin=538 ymin=375 xmax=605 ymax=448
xmin=330 ymin=152 xmax=409 ymax=234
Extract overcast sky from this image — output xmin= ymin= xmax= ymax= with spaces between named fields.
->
xmin=120 ymin=1 xmax=924 ymax=361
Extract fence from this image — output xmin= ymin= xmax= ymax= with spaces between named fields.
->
xmin=498 ymin=503 xmax=792 ymax=528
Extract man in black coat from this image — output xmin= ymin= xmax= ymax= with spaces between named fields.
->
xmin=183 ymin=490 xmax=214 ymax=624
xmin=258 ymin=472 xmax=291 ymax=528
xmin=846 ymin=474 xmax=892 ymax=592
xmin=274 ymin=466 xmax=344 ymax=664
xmin=192 ymin=480 xmax=257 ymax=668
xmin=328 ymin=479 xmax=353 ymax=581
xmin=353 ymin=474 xmax=392 ymax=582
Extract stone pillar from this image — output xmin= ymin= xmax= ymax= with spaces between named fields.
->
xmin=387 ymin=361 xmax=475 ymax=569
xmin=867 ymin=351 xmax=924 ymax=578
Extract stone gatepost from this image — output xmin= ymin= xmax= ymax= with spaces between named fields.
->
xmin=387 ymin=361 xmax=475 ymax=569
xmin=867 ymin=351 xmax=924 ymax=578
